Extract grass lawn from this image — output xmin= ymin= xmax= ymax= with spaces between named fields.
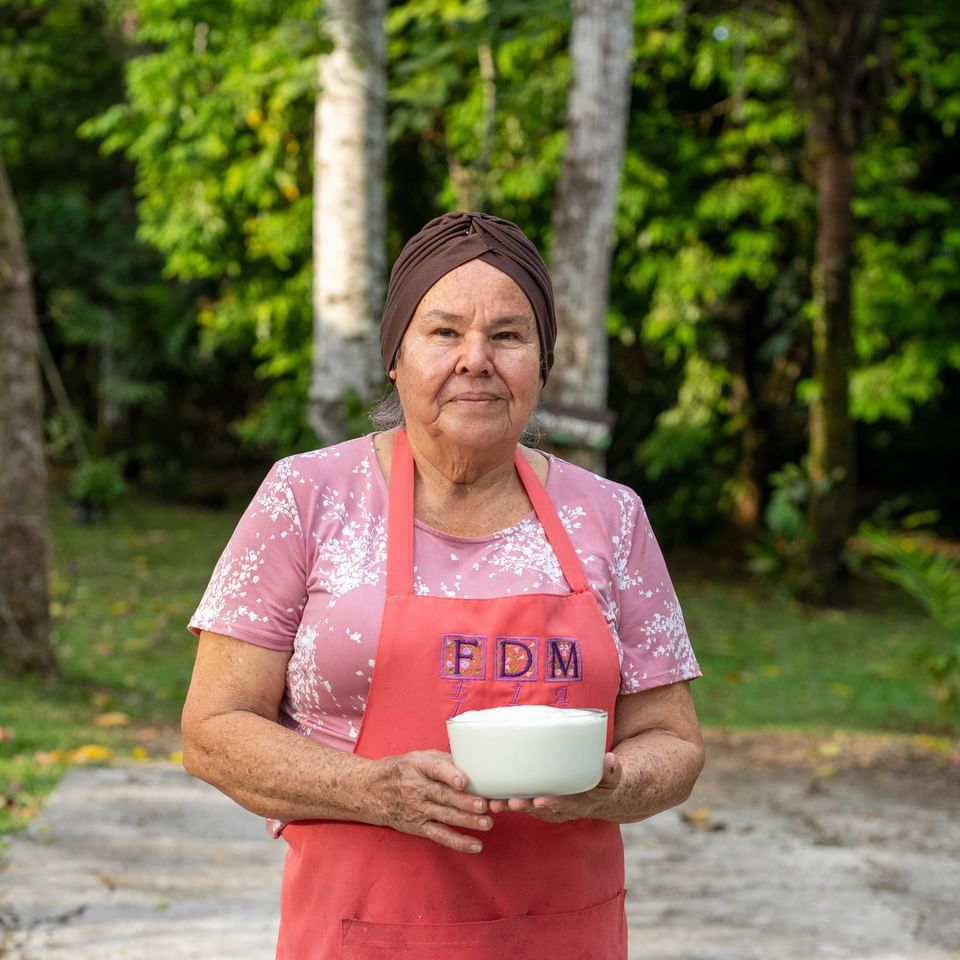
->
xmin=1 ymin=495 xmax=956 ymax=837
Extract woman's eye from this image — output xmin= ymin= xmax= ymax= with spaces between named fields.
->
xmin=494 ymin=330 xmax=520 ymax=341
xmin=433 ymin=327 xmax=457 ymax=337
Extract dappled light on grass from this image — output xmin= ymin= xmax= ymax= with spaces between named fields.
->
xmin=0 ymin=497 xmax=237 ymax=835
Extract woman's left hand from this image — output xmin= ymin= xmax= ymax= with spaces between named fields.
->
xmin=486 ymin=752 xmax=622 ymax=822
xmin=486 ymin=682 xmax=705 ymax=824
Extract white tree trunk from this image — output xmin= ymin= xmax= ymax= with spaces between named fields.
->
xmin=542 ymin=0 xmax=633 ymax=472
xmin=0 ymin=151 xmax=55 ymax=676
xmin=309 ymin=0 xmax=387 ymax=443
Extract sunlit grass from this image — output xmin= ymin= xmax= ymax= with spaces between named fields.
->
xmin=0 ymin=495 xmax=236 ymax=834
xmin=680 ymin=573 xmax=958 ymax=735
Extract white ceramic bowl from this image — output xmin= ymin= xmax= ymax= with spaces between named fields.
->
xmin=446 ymin=705 xmax=608 ymax=798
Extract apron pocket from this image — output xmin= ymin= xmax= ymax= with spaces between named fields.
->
xmin=340 ymin=889 xmax=626 ymax=960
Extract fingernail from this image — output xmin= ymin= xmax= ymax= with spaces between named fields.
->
xmin=454 ymin=777 xmax=464 ymax=790
xmin=478 ymin=817 xmax=491 ymax=829
xmin=470 ymin=842 xmax=482 ymax=853
xmin=473 ymin=799 xmax=484 ymax=811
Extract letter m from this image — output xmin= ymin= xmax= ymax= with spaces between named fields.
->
xmin=546 ymin=638 xmax=581 ymax=682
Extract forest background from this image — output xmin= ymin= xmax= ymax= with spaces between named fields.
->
xmin=0 ymin=0 xmax=959 ymax=831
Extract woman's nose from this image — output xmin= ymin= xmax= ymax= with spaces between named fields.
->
xmin=455 ymin=332 xmax=494 ymax=374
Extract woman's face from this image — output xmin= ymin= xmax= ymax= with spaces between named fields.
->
xmin=390 ymin=259 xmax=542 ymax=455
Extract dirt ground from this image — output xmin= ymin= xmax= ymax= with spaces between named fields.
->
xmin=625 ymin=728 xmax=960 ymax=960
xmin=1 ymin=728 xmax=958 ymax=959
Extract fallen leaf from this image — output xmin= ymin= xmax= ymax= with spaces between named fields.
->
xmin=167 ymin=750 xmax=183 ymax=764
xmin=681 ymin=806 xmax=727 ymax=832
xmin=131 ymin=746 xmax=148 ymax=760
xmin=0 ymin=727 xmax=14 ymax=743
xmin=817 ymin=742 xmax=842 ymax=758
xmin=34 ymin=749 xmax=67 ymax=766
xmin=94 ymin=712 xmax=131 ymax=728
xmin=90 ymin=691 xmax=113 ymax=708
xmin=69 ymin=744 xmax=114 ymax=764
xmin=681 ymin=806 xmax=713 ymax=826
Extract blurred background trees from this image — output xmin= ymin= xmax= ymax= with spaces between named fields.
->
xmin=2 ymin=0 xmax=959 ymax=674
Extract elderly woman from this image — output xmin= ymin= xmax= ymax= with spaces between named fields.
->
xmin=182 ymin=211 xmax=704 ymax=959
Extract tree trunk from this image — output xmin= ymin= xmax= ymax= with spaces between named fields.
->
xmin=797 ymin=0 xmax=885 ymax=602
xmin=308 ymin=0 xmax=387 ymax=444
xmin=541 ymin=0 xmax=633 ymax=474
xmin=807 ymin=144 xmax=856 ymax=601
xmin=0 ymin=152 xmax=56 ymax=676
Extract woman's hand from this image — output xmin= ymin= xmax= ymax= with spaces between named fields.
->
xmin=486 ymin=683 xmax=705 ymax=826
xmin=368 ymin=749 xmax=493 ymax=854
xmin=486 ymin=752 xmax=623 ymax=822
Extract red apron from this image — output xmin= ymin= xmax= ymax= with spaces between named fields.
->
xmin=277 ymin=430 xmax=626 ymax=959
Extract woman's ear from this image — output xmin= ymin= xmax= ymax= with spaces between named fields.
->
xmin=388 ymin=368 xmax=397 ymax=382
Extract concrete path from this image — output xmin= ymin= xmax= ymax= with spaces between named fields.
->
xmin=1 ymin=733 xmax=958 ymax=959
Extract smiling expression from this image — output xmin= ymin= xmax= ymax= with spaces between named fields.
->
xmin=390 ymin=259 xmax=543 ymax=453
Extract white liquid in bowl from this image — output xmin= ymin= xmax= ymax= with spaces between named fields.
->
xmin=446 ymin=705 xmax=608 ymax=798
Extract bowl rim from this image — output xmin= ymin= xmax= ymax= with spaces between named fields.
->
xmin=446 ymin=706 xmax=607 ymax=726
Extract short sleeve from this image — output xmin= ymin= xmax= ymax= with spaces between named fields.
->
xmin=188 ymin=458 xmax=308 ymax=650
xmin=615 ymin=493 xmax=701 ymax=694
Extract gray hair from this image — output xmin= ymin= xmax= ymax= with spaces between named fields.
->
xmin=368 ymin=390 xmax=544 ymax=447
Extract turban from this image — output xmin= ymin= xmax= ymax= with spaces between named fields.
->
xmin=379 ymin=211 xmax=557 ymax=381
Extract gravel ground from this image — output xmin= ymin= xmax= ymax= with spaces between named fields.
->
xmin=1 ymin=730 xmax=958 ymax=960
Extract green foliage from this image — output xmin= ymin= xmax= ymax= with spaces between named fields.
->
xmin=849 ymin=525 xmax=960 ymax=717
xmin=80 ymin=0 xmax=327 ymax=449
xmin=610 ymin=2 xmax=960 ymax=540
xmin=4 ymin=0 xmax=960 ymax=541
xmin=0 ymin=0 xmax=216 ymax=474
xmin=387 ymin=0 xmax=569 ymax=229
xmin=69 ymin=456 xmax=127 ymax=518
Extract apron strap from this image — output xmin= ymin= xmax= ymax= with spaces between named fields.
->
xmin=387 ymin=429 xmax=416 ymax=596
xmin=387 ymin=429 xmax=590 ymax=596
xmin=513 ymin=449 xmax=590 ymax=594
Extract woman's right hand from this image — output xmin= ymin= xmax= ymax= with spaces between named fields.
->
xmin=367 ymin=749 xmax=492 ymax=854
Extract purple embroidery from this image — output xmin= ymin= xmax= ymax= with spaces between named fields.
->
xmin=447 ymin=678 xmax=470 ymax=718
xmin=552 ymin=685 xmax=569 ymax=705
xmin=546 ymin=638 xmax=582 ymax=682
xmin=495 ymin=637 xmax=538 ymax=681
xmin=440 ymin=634 xmax=486 ymax=680
xmin=509 ymin=682 xmax=523 ymax=705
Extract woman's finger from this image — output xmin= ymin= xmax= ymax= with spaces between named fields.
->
xmin=420 ymin=820 xmax=485 ymax=854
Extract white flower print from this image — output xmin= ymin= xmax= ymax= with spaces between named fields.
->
xmin=313 ymin=490 xmax=387 ymax=598
xmin=191 ymin=543 xmax=270 ymax=635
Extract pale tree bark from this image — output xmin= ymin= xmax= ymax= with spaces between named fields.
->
xmin=0 ymin=151 xmax=56 ymax=676
xmin=796 ymin=0 xmax=886 ymax=603
xmin=309 ymin=0 xmax=387 ymax=443
xmin=541 ymin=0 xmax=633 ymax=474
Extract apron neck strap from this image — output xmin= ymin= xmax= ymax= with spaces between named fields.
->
xmin=387 ymin=428 xmax=589 ymax=596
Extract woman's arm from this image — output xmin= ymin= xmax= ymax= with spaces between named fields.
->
xmin=487 ymin=681 xmax=704 ymax=823
xmin=181 ymin=631 xmax=493 ymax=853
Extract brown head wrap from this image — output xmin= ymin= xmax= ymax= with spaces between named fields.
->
xmin=379 ymin=211 xmax=556 ymax=381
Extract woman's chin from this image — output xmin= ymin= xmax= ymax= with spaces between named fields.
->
xmin=435 ymin=411 xmax=522 ymax=449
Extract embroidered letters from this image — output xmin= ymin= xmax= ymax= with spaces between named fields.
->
xmin=440 ymin=634 xmax=582 ymax=683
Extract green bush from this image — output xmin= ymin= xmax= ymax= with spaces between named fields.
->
xmin=69 ymin=457 xmax=127 ymax=521
xmin=849 ymin=525 xmax=960 ymax=716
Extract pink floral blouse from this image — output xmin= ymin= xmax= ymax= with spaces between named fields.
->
xmin=189 ymin=434 xmax=701 ymax=753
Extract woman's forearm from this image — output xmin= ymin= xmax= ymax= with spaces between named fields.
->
xmin=605 ymin=728 xmax=705 ymax=823
xmin=182 ymin=709 xmax=495 ymax=853
xmin=182 ymin=709 xmax=386 ymax=824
